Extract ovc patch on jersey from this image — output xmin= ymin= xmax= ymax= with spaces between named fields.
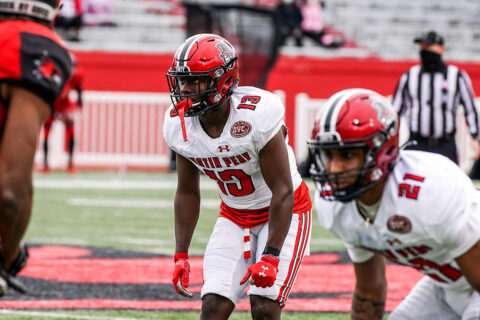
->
xmin=230 ymin=120 xmax=251 ymax=138
xmin=387 ymin=215 xmax=412 ymax=234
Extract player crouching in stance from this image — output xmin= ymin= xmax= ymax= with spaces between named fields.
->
xmin=308 ymin=88 xmax=480 ymax=319
xmin=163 ymin=34 xmax=312 ymax=319
xmin=0 ymin=0 xmax=72 ymax=295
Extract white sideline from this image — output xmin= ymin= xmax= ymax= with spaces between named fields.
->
xmin=28 ymin=236 xmax=172 ymax=248
xmin=34 ymin=179 xmax=217 ymax=190
xmin=0 ymin=309 xmax=139 ymax=320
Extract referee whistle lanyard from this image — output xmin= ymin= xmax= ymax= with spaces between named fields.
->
xmin=243 ymin=228 xmax=251 ymax=259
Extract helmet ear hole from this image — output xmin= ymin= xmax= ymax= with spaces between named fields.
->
xmin=225 ymin=76 xmax=233 ymax=84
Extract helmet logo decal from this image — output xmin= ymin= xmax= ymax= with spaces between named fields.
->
xmin=387 ymin=215 xmax=412 ymax=234
xmin=216 ymin=42 xmax=235 ymax=70
xmin=372 ymin=101 xmax=397 ymax=135
xmin=230 ymin=121 xmax=252 ymax=138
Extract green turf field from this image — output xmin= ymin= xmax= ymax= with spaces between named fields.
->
xmin=28 ymin=171 xmax=345 ymax=255
xmin=16 ymin=171 xmax=374 ymax=319
xmin=0 ymin=310 xmax=360 ymax=320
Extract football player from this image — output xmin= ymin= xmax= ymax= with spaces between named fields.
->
xmin=42 ymin=52 xmax=84 ymax=174
xmin=308 ymin=88 xmax=480 ymax=319
xmin=0 ymin=0 xmax=72 ymax=295
xmin=163 ymin=34 xmax=312 ymax=319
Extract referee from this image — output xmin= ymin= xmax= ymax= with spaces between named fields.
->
xmin=392 ymin=30 xmax=480 ymax=164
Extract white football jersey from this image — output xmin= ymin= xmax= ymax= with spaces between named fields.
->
xmin=163 ymin=86 xmax=303 ymax=210
xmin=315 ymin=150 xmax=480 ymax=289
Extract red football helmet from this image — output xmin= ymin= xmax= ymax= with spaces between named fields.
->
xmin=307 ymin=89 xmax=399 ymax=202
xmin=166 ymin=33 xmax=240 ymax=117
xmin=0 ymin=0 xmax=61 ymax=22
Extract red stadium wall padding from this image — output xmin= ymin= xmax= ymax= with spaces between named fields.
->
xmin=73 ymin=51 xmax=480 ymax=151
xmin=74 ymin=51 xmax=172 ymax=93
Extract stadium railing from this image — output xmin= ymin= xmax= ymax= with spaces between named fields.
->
xmin=35 ymin=90 xmax=476 ymax=173
xmin=36 ymin=91 xmax=172 ymax=171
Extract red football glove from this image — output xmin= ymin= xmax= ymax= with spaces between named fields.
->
xmin=240 ymin=254 xmax=279 ymax=288
xmin=172 ymin=253 xmax=193 ymax=298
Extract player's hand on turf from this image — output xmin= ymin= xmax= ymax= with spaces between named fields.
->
xmin=0 ymin=243 xmax=29 ymax=296
xmin=172 ymin=253 xmax=193 ymax=298
xmin=240 ymin=254 xmax=279 ymax=288
xmin=0 ymin=268 xmax=27 ymax=296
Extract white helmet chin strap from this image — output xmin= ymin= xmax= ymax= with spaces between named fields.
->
xmin=0 ymin=0 xmax=56 ymax=22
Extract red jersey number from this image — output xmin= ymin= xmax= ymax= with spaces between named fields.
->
xmin=204 ymin=169 xmax=255 ymax=197
xmin=398 ymin=173 xmax=425 ymax=200
xmin=238 ymin=95 xmax=261 ymax=110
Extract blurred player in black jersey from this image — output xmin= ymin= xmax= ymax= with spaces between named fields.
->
xmin=0 ymin=0 xmax=72 ymax=295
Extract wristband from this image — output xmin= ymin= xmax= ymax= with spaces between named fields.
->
xmin=262 ymin=246 xmax=280 ymax=257
xmin=174 ymin=252 xmax=189 ymax=261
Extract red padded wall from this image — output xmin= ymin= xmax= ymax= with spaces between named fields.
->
xmin=73 ymin=51 xmax=480 ymax=150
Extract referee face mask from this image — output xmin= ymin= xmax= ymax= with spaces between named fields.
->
xmin=420 ymin=49 xmax=445 ymax=71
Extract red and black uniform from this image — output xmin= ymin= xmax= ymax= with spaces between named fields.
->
xmin=54 ymin=64 xmax=84 ymax=114
xmin=0 ymin=20 xmax=72 ymax=139
xmin=43 ymin=60 xmax=84 ymax=170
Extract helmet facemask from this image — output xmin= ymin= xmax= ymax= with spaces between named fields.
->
xmin=167 ymin=72 xmax=215 ymax=117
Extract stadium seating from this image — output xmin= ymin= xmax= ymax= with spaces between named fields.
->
xmin=321 ymin=0 xmax=480 ymax=60
xmin=65 ymin=0 xmax=184 ymax=52
xmin=65 ymin=0 xmax=480 ymax=60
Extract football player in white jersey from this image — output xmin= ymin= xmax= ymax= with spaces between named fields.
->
xmin=307 ymin=88 xmax=480 ymax=319
xmin=163 ymin=34 xmax=312 ymax=319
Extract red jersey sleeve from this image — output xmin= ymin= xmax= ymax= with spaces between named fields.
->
xmin=0 ymin=21 xmax=72 ymax=110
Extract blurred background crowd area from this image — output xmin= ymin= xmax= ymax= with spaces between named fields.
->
xmin=58 ymin=0 xmax=480 ymax=60
xmin=44 ymin=0 xmax=480 ymax=174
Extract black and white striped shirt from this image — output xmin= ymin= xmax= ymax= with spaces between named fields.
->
xmin=392 ymin=64 xmax=480 ymax=140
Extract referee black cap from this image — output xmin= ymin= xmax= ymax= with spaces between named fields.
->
xmin=414 ymin=31 xmax=445 ymax=46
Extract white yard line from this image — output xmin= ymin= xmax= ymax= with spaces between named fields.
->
xmin=34 ymin=179 xmax=217 ymax=190
xmin=33 ymin=175 xmax=316 ymax=192
xmin=26 ymin=237 xmax=94 ymax=246
xmin=66 ymin=198 xmax=220 ymax=209
xmin=108 ymin=237 xmax=172 ymax=246
xmin=34 ymin=179 xmax=174 ymax=190
xmin=0 ymin=310 xmax=140 ymax=320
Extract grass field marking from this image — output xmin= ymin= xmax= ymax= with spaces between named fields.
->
xmin=28 ymin=236 xmax=171 ymax=247
xmin=0 ymin=310 xmax=139 ymax=320
xmin=66 ymin=198 xmax=220 ymax=209
xmin=34 ymin=178 xmax=217 ymax=190
xmin=108 ymin=237 xmax=173 ymax=246
xmin=309 ymin=238 xmax=346 ymax=246
xmin=27 ymin=237 xmax=93 ymax=246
